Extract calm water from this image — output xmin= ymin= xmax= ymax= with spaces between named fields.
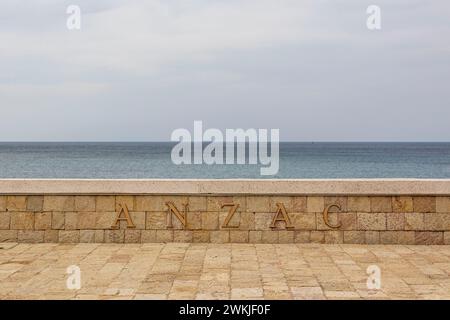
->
xmin=0 ymin=142 xmax=449 ymax=179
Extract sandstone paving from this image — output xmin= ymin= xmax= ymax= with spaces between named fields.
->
xmin=2 ymin=243 xmax=450 ymax=299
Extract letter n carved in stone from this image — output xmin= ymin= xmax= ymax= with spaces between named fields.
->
xmin=166 ymin=201 xmax=188 ymax=229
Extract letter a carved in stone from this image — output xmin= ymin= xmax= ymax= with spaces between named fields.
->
xmin=111 ymin=204 xmax=135 ymax=229
xmin=270 ymin=203 xmax=293 ymax=229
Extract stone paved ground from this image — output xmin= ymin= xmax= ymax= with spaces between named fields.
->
xmin=1 ymin=243 xmax=450 ymax=300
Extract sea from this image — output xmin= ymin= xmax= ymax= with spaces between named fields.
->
xmin=0 ymin=142 xmax=449 ymax=179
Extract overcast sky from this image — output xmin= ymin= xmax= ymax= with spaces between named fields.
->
xmin=0 ymin=0 xmax=449 ymax=141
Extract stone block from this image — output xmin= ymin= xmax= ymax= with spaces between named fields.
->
xmin=254 ymin=212 xmax=273 ymax=230
xmin=156 ymin=230 xmax=174 ymax=242
xmin=293 ymin=197 xmax=307 ymax=212
xmin=74 ymin=196 xmax=96 ymax=211
xmin=392 ymin=196 xmax=413 ymax=213
xmin=141 ymin=230 xmax=157 ymax=243
xmin=80 ymin=230 xmax=96 ymax=243
xmin=365 ymin=231 xmax=380 ymax=244
xmin=386 ymin=213 xmax=405 ymax=230
xmin=96 ymin=196 xmax=115 ymax=211
xmin=202 ymin=212 xmax=219 ymax=230
xmin=189 ymin=197 xmax=207 ymax=211
xmin=0 ymin=230 xmax=17 ymax=242
xmin=307 ymin=197 xmax=324 ymax=213
xmin=290 ymin=213 xmax=316 ymax=230
xmin=229 ymin=230 xmax=249 ymax=243
xmin=246 ymin=196 xmax=270 ymax=212
xmin=18 ymin=230 xmax=44 ymax=243
xmin=10 ymin=212 xmax=34 ymax=230
xmin=173 ymin=230 xmax=193 ymax=242
xmin=423 ymin=213 xmax=450 ymax=231
xmin=343 ymin=231 xmax=365 ymax=244
xmin=129 ymin=211 xmax=146 ymax=229
xmin=192 ymin=230 xmax=209 ymax=243
xmin=370 ymin=197 xmax=392 ymax=213
xmin=0 ymin=212 xmax=11 ymax=229
xmin=43 ymin=196 xmax=74 ymax=211
xmin=445 ymin=232 xmax=450 ymax=245
xmin=310 ymin=231 xmax=325 ymax=243
xmin=357 ymin=212 xmax=386 ymax=230
xmin=339 ymin=212 xmax=357 ymax=230
xmin=248 ymin=231 xmax=262 ymax=243
xmin=0 ymin=196 xmax=5 ymax=211
xmin=104 ymin=230 xmax=124 ymax=243
xmin=210 ymin=230 xmax=229 ymax=243
xmin=261 ymin=230 xmax=278 ymax=243
xmin=146 ymin=211 xmax=167 ymax=229
xmin=52 ymin=212 xmax=65 ymax=229
xmin=35 ymin=212 xmax=52 ymax=230
xmin=27 ymin=196 xmax=44 ymax=211
xmin=347 ymin=197 xmax=370 ymax=212
xmin=77 ymin=212 xmax=97 ymax=229
xmin=278 ymin=230 xmax=294 ymax=243
xmin=239 ymin=212 xmax=255 ymax=230
xmin=380 ymin=231 xmax=415 ymax=244
xmin=125 ymin=230 xmax=141 ymax=243
xmin=413 ymin=197 xmax=436 ymax=213
xmin=186 ymin=211 xmax=202 ymax=230
xmin=64 ymin=212 xmax=78 ymax=230
xmin=294 ymin=231 xmax=310 ymax=243
xmin=44 ymin=230 xmax=58 ymax=242
xmin=59 ymin=230 xmax=80 ymax=243
xmin=415 ymin=231 xmax=443 ymax=245
xmin=324 ymin=231 xmax=343 ymax=244
xmin=6 ymin=196 xmax=27 ymax=211
xmin=405 ymin=212 xmax=424 ymax=230
xmin=436 ymin=197 xmax=450 ymax=213
xmin=95 ymin=230 xmax=105 ymax=243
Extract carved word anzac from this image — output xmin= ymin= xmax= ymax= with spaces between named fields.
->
xmin=111 ymin=202 xmax=342 ymax=230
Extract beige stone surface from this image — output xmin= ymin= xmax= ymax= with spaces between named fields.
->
xmin=0 ymin=212 xmax=11 ymax=229
xmin=26 ymin=196 xmax=43 ymax=211
xmin=2 ymin=179 xmax=450 ymax=195
xmin=35 ymin=212 xmax=52 ymax=230
xmin=43 ymin=196 xmax=74 ymax=211
xmin=74 ymin=196 xmax=96 ymax=211
xmin=0 ymin=243 xmax=449 ymax=300
xmin=357 ymin=213 xmax=386 ymax=230
xmin=17 ymin=230 xmax=43 ymax=243
xmin=370 ymin=197 xmax=392 ymax=213
xmin=348 ymin=197 xmax=370 ymax=212
xmin=10 ymin=212 xmax=34 ymax=230
xmin=6 ymin=196 xmax=27 ymax=211
xmin=96 ymin=196 xmax=115 ymax=211
xmin=437 ymin=197 xmax=450 ymax=213
xmin=307 ymin=197 xmax=324 ymax=213
xmin=392 ymin=196 xmax=413 ymax=213
xmin=246 ymin=196 xmax=270 ymax=212
xmin=413 ymin=197 xmax=436 ymax=213
xmin=0 ymin=196 xmax=6 ymax=211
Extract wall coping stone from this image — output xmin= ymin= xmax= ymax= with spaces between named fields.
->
xmin=0 ymin=179 xmax=450 ymax=196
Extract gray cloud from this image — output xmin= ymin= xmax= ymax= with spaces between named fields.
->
xmin=0 ymin=0 xmax=449 ymax=141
